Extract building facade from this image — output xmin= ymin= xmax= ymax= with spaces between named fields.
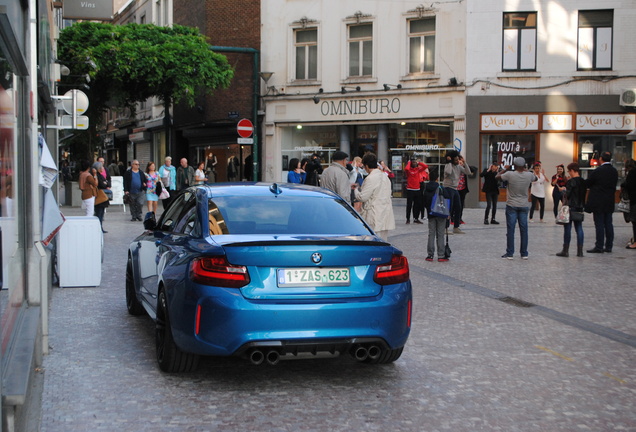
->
xmin=260 ymin=0 xmax=467 ymax=196
xmin=465 ymin=0 xmax=636 ymax=207
xmin=0 ymin=0 xmax=59 ymax=429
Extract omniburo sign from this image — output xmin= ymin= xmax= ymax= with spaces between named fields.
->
xmin=63 ymin=0 xmax=114 ymax=21
xmin=318 ymin=97 xmax=401 ymax=117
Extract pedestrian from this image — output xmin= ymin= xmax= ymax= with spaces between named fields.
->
xmin=305 ymin=153 xmax=323 ymax=186
xmin=194 ymin=161 xmax=207 ymax=185
xmin=551 ymin=164 xmax=567 ymax=218
xmin=78 ymin=159 xmax=97 ymax=217
xmin=353 ymin=153 xmax=396 ymax=241
xmin=404 ymin=157 xmax=428 ymax=224
xmin=124 ymin=160 xmax=147 ymax=222
xmin=107 ymin=159 xmax=120 ymax=178
xmin=176 ymin=158 xmax=195 ymax=190
xmin=622 ymin=158 xmax=636 ymax=249
xmin=443 ymin=150 xmax=472 ymax=234
xmin=145 ymin=161 xmax=159 ymax=214
xmin=158 ymin=156 xmax=177 ymax=208
xmin=556 ymin=163 xmax=587 ymax=257
xmin=287 ymin=158 xmax=306 ymax=184
xmin=529 ymin=162 xmax=547 ymax=223
xmin=423 ymin=168 xmax=451 ymax=262
xmin=480 ymin=163 xmax=500 ymax=224
xmin=93 ymin=161 xmax=111 ymax=233
xmin=321 ymin=151 xmax=351 ymax=203
xmin=457 ymin=169 xmax=469 ymax=225
xmin=349 ymin=156 xmax=365 ymax=211
xmin=496 ymin=157 xmax=537 ymax=259
xmin=584 ymin=151 xmax=619 ymax=253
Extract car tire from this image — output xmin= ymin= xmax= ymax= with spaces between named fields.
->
xmin=126 ymin=256 xmax=145 ymax=316
xmin=155 ymin=289 xmax=199 ymax=373
xmin=363 ymin=346 xmax=404 ymax=365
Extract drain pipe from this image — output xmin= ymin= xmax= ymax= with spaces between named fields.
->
xmin=209 ymin=46 xmax=260 ymax=181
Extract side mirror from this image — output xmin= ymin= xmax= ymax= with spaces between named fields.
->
xmin=143 ymin=211 xmax=157 ymax=230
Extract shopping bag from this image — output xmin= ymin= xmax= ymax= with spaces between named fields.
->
xmin=556 ymin=204 xmax=570 ymax=224
xmin=159 ymin=188 xmax=170 ymax=200
xmin=430 ymin=187 xmax=450 ymax=218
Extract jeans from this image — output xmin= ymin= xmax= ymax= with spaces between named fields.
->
xmin=446 ymin=188 xmax=462 ymax=228
xmin=427 ymin=217 xmax=446 ymax=257
xmin=484 ymin=192 xmax=498 ymax=221
xmin=563 ymin=220 xmax=584 ymax=246
xmin=130 ymin=191 xmax=146 ymax=220
xmin=592 ymin=211 xmax=614 ymax=250
xmin=505 ymin=205 xmax=529 ymax=257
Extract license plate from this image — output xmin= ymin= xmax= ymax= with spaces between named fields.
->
xmin=277 ymin=268 xmax=350 ymax=287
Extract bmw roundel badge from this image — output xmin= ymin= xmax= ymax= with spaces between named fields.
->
xmin=311 ymin=252 xmax=322 ymax=264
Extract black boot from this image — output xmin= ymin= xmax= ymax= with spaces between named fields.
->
xmin=556 ymin=244 xmax=569 ymax=257
xmin=484 ymin=219 xmax=489 ymax=225
xmin=577 ymin=245 xmax=584 ymax=257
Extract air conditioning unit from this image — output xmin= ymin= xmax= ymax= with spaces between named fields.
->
xmin=619 ymin=89 xmax=636 ymax=107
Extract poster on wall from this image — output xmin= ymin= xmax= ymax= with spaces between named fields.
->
xmin=485 ymin=134 xmax=536 ymax=169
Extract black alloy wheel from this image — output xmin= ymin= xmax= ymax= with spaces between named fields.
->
xmin=126 ymin=256 xmax=145 ymax=316
xmin=155 ymin=289 xmax=199 ymax=373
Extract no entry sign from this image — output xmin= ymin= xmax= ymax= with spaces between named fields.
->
xmin=237 ymin=118 xmax=254 ymax=138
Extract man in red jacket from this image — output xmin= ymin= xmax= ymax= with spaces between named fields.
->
xmin=405 ymin=157 xmax=428 ymax=224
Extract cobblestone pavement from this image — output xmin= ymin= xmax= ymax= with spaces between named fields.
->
xmin=38 ymin=199 xmax=635 ymax=432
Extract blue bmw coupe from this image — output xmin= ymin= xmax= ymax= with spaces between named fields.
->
xmin=126 ymin=183 xmax=412 ymax=372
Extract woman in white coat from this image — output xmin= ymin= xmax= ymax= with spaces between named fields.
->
xmin=353 ymin=153 xmax=396 ymax=241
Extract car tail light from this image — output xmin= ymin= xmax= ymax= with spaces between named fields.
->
xmin=190 ymin=256 xmax=250 ymax=288
xmin=373 ymin=254 xmax=409 ymax=285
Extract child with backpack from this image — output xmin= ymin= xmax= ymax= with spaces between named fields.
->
xmin=423 ymin=168 xmax=452 ymax=262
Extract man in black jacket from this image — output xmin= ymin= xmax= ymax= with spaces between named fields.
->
xmin=585 ymin=151 xmax=619 ymax=253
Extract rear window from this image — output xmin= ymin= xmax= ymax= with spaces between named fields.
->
xmin=207 ymin=195 xmax=371 ymax=236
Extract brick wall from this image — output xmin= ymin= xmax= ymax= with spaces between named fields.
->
xmin=174 ymin=0 xmax=260 ymax=126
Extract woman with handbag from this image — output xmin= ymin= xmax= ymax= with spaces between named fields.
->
xmin=78 ymin=160 xmax=98 ymax=217
xmin=145 ymin=162 xmax=160 ymax=214
xmin=622 ymin=158 xmax=636 ymax=249
xmin=556 ymin=163 xmax=586 ymax=257
xmin=93 ymin=161 xmax=111 ymax=233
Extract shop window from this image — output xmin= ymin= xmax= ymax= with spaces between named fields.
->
xmin=481 ymin=134 xmax=536 ymax=169
xmin=0 ymin=47 xmax=24 ymax=355
xmin=578 ymin=135 xmax=631 ymax=184
xmin=577 ymin=10 xmax=613 ymax=71
xmin=502 ymin=12 xmax=537 ymax=71
xmin=294 ymin=28 xmax=318 ymax=81
xmin=408 ymin=17 xmax=435 ymax=74
xmin=348 ymin=23 xmax=373 ymax=77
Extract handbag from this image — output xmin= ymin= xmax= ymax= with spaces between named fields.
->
xmin=570 ymin=210 xmax=584 ymax=222
xmin=123 ymin=193 xmax=132 ymax=205
xmin=159 ymin=188 xmax=170 ymax=200
xmin=556 ymin=204 xmax=570 ymax=224
xmin=617 ymin=190 xmax=630 ymax=213
xmin=430 ymin=187 xmax=450 ymax=218
xmin=155 ymin=180 xmax=163 ymax=196
xmin=95 ymin=188 xmax=109 ymax=205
